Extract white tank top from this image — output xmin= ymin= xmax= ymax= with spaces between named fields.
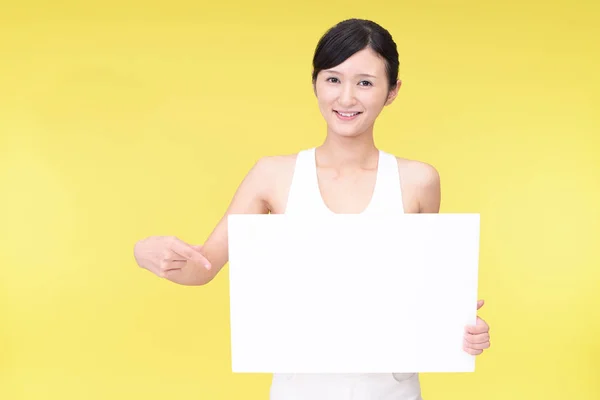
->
xmin=269 ymin=148 xmax=423 ymax=400
xmin=285 ymin=147 xmax=404 ymax=215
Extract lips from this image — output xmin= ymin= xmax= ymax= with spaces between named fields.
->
xmin=334 ymin=110 xmax=363 ymax=120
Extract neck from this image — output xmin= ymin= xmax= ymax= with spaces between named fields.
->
xmin=317 ymin=127 xmax=378 ymax=169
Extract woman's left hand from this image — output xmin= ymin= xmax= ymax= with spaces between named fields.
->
xmin=463 ymin=299 xmax=491 ymax=355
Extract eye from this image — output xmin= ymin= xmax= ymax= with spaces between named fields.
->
xmin=326 ymin=77 xmax=340 ymax=83
xmin=358 ymin=80 xmax=373 ymax=87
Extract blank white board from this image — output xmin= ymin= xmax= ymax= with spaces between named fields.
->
xmin=227 ymin=214 xmax=480 ymax=373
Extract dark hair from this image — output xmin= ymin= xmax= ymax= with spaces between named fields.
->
xmin=312 ymin=19 xmax=399 ymax=90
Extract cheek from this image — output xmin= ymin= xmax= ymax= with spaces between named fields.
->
xmin=316 ymin=98 xmax=329 ymax=117
xmin=360 ymin=91 xmax=388 ymax=112
xmin=316 ymin=90 xmax=336 ymax=111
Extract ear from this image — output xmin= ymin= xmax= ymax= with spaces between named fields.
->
xmin=384 ymin=80 xmax=402 ymax=106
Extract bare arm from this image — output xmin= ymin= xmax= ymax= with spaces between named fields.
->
xmin=197 ymin=157 xmax=273 ymax=283
xmin=137 ymin=157 xmax=274 ymax=286
xmin=417 ymin=163 xmax=441 ymax=213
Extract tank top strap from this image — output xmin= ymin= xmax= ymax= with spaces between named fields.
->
xmin=366 ymin=151 xmax=405 ymax=215
xmin=284 ymin=148 xmax=321 ymax=215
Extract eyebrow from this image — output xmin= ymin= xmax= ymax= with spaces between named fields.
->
xmin=325 ymin=70 xmax=378 ymax=79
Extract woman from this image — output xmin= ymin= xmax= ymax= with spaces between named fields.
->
xmin=134 ymin=18 xmax=491 ymax=400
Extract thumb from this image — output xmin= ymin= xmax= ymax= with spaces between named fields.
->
xmin=477 ymin=299 xmax=485 ymax=310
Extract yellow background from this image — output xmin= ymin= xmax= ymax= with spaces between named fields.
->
xmin=1 ymin=0 xmax=599 ymax=399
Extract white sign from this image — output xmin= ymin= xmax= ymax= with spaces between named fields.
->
xmin=228 ymin=214 xmax=480 ymax=373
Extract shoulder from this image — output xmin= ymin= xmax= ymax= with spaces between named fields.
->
xmin=395 ymin=156 xmax=440 ymax=189
xmin=393 ymin=155 xmax=441 ymax=213
xmin=242 ymin=153 xmax=299 ymax=213
xmin=242 ymin=153 xmax=298 ymax=192
xmin=254 ymin=153 xmax=298 ymax=172
xmin=250 ymin=153 xmax=298 ymax=183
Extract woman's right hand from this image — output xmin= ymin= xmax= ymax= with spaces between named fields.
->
xmin=133 ymin=236 xmax=212 ymax=285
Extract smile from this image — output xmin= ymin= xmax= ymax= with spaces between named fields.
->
xmin=334 ymin=110 xmax=362 ymax=120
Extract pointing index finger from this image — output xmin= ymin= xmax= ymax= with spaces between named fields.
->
xmin=168 ymin=240 xmax=195 ymax=259
xmin=169 ymin=240 xmax=212 ymax=270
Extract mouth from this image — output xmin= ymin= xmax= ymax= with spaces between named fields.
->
xmin=334 ymin=110 xmax=363 ymax=121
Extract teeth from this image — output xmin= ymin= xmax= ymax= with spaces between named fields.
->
xmin=338 ymin=112 xmax=358 ymax=117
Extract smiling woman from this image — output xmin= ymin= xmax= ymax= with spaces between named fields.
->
xmin=312 ymin=19 xmax=401 ymax=138
xmin=133 ymin=18 xmax=490 ymax=400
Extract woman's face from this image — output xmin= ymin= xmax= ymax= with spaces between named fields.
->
xmin=314 ymin=47 xmax=400 ymax=138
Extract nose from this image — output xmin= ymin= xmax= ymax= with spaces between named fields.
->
xmin=338 ymin=82 xmax=357 ymax=108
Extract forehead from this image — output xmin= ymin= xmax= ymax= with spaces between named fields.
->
xmin=325 ymin=47 xmax=386 ymax=77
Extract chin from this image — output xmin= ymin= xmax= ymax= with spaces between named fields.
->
xmin=333 ymin=129 xmax=363 ymax=138
xmin=328 ymin=122 xmax=369 ymax=138
xmin=325 ymin=112 xmax=373 ymax=138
